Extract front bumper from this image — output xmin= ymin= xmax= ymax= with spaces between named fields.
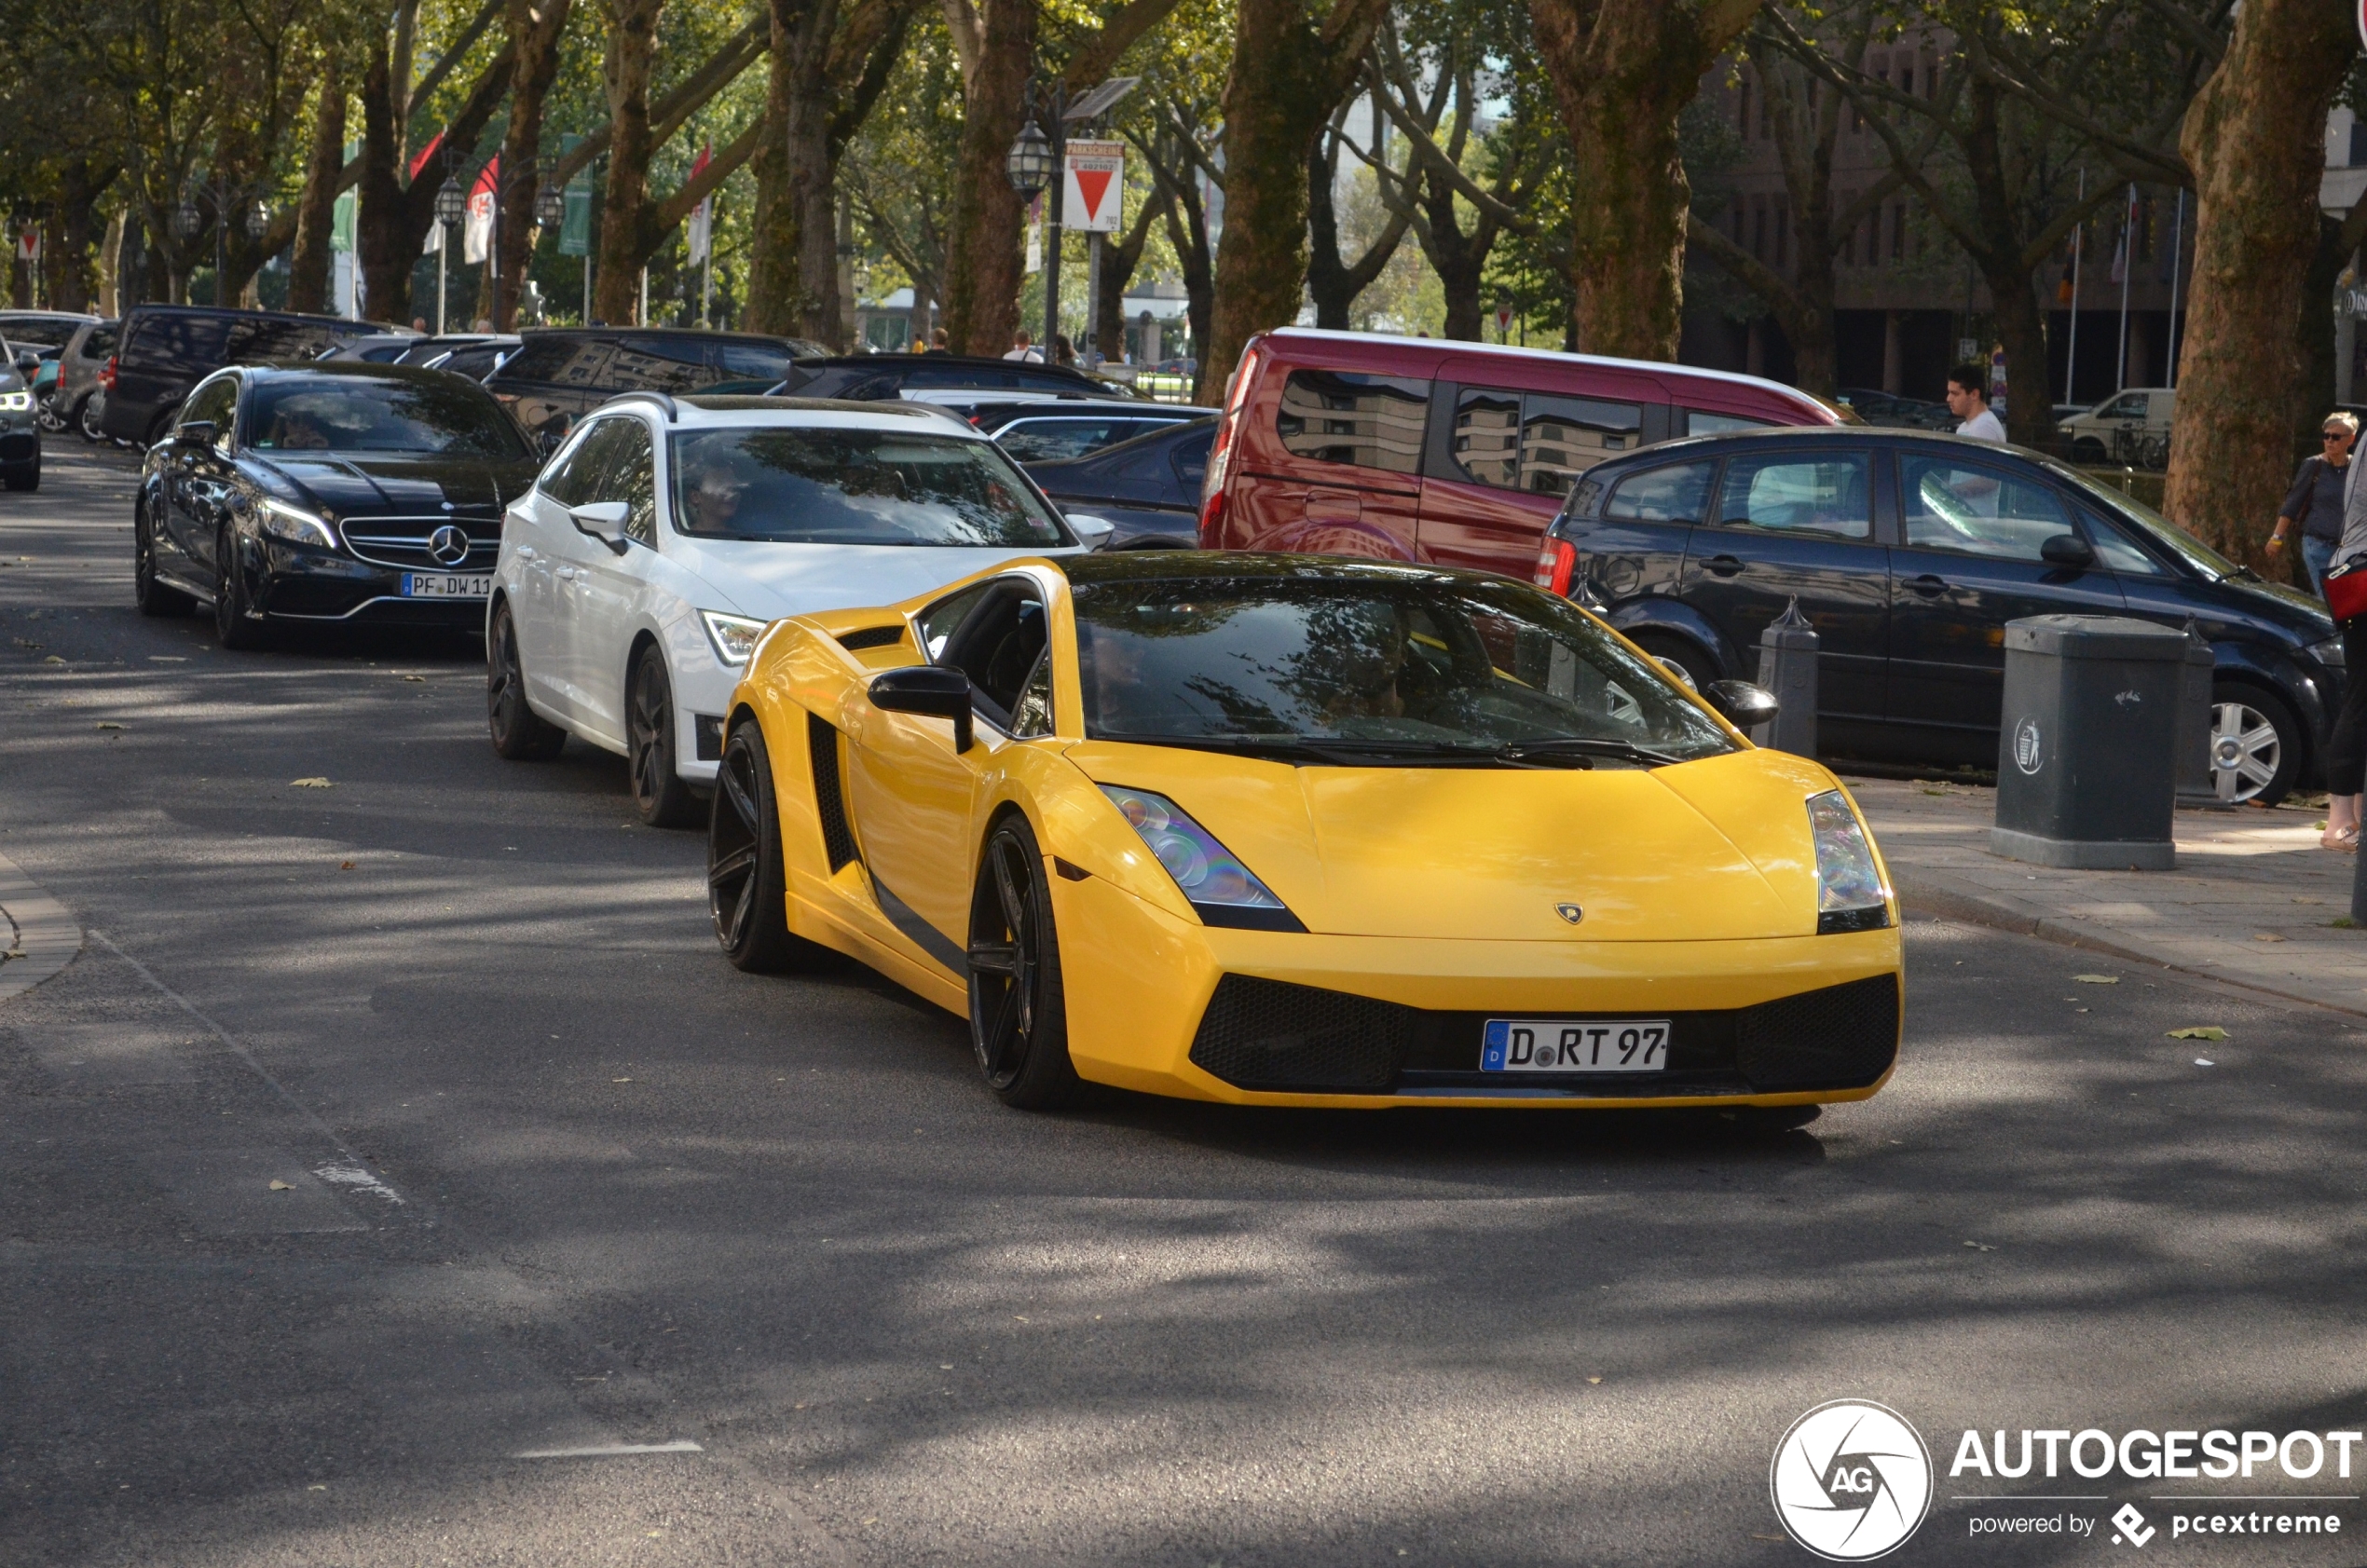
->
xmin=1051 ymin=873 xmax=1903 ymax=1109
xmin=247 ymin=538 xmax=488 ymax=628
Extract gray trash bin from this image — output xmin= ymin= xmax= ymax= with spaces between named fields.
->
xmin=1991 ymin=615 xmax=2188 ymax=870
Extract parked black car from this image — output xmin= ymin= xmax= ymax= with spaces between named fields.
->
xmin=951 ymin=397 xmax=1214 ymax=463
xmin=770 ymin=353 xmax=1129 ymax=402
xmin=486 ymin=327 xmax=824 ymax=442
xmin=1540 ymin=427 xmax=2341 ymax=805
xmin=132 ymin=362 xmax=540 ymax=648
xmin=101 ymin=306 xmax=384 ymax=447
xmin=1834 ymin=387 xmax=1955 ymax=430
xmin=1022 ymin=417 xmax=1213 ymax=549
xmin=0 ymin=345 xmax=38 ymax=491
xmin=0 ymin=310 xmax=100 ymax=353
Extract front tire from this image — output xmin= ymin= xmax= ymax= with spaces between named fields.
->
xmin=2210 ymin=682 xmax=2301 ymax=807
xmin=707 ymin=722 xmax=818 ymax=974
xmin=212 ymin=527 xmax=266 ymax=649
xmin=486 ymin=600 xmax=566 ymax=759
xmin=966 ymin=814 xmax=1085 ymax=1110
xmin=626 ymin=646 xmax=702 ymax=828
xmin=77 ymin=397 xmax=103 ymax=443
xmin=134 ymin=504 xmax=192 ymax=617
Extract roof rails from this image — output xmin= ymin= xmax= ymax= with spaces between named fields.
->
xmin=609 ymin=389 xmax=679 ymax=423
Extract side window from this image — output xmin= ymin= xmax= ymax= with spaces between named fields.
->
xmin=935 ymin=580 xmax=1047 ymax=727
xmin=1899 ymin=454 xmax=2071 ymax=562
xmin=717 ymin=343 xmax=793 ymax=380
xmin=1604 ymin=461 xmax=1715 ymax=524
xmin=601 ymin=336 xmax=708 ymax=392
xmin=998 ymin=418 xmax=1136 ymax=464
xmin=2080 ymin=507 xmax=2169 ymax=576
xmin=182 ymin=375 xmax=238 ymax=443
xmin=1521 ymin=394 xmax=1642 ymax=497
xmin=1170 ymin=426 xmax=1211 ymax=488
xmin=146 ymin=315 xmax=234 ymax=374
xmin=1276 ymin=370 xmax=1426 ymax=473
xmin=1715 ymin=453 xmax=1872 ymax=540
xmin=595 ymin=418 xmax=659 ymax=543
xmin=499 ymin=337 xmax=613 ymax=388
xmin=1452 ymin=386 xmax=1521 ymax=487
xmin=1684 ymin=409 xmax=1772 ymax=437
xmin=917 ymin=582 xmax=992 ymax=661
xmin=539 ymin=417 xmax=622 ymax=506
xmin=1010 ymin=648 xmax=1054 ymax=737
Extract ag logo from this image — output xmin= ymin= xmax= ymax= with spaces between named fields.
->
xmin=1770 ymin=1399 xmax=1933 ymax=1561
xmin=2012 ymin=718 xmax=2044 ymax=775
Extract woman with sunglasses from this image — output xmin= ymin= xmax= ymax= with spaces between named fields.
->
xmin=2268 ymin=410 xmax=2359 ymax=596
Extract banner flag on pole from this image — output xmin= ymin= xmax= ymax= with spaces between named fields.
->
xmin=409 ymin=130 xmax=445 ymax=184
xmin=464 ymin=156 xmax=498 ymax=264
xmin=686 ymin=143 xmax=713 ymax=264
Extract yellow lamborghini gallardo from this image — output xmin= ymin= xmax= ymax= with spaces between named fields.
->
xmin=707 ymin=552 xmax=1902 ymax=1116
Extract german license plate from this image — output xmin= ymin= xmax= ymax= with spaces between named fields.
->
xmin=400 ymin=572 xmax=491 ymax=599
xmin=1481 ymin=1018 xmax=1670 ymax=1072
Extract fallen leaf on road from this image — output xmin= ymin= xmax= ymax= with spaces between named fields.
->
xmin=1963 ymin=1241 xmax=1994 ymax=1251
xmin=1587 ymin=1376 xmax=1604 ymax=1384
xmin=2196 ymin=1058 xmax=2216 ymax=1067
xmin=290 ymin=777 xmax=332 ymax=788
xmin=267 ymin=1179 xmax=293 ymax=1192
xmin=339 ymin=860 xmax=355 ymax=870
xmin=94 ymin=722 xmax=122 ymax=730
xmin=611 ymin=1076 xmax=633 ymax=1083
xmin=2252 ymin=933 xmax=2288 ymax=943
xmin=1753 ymin=1534 xmax=1789 ymax=1542
xmin=2073 ymin=975 xmax=2119 ymax=984
xmin=42 ymin=655 xmax=62 ymax=664
xmin=2169 ymin=1027 xmax=2227 ymax=1041
xmin=402 ymin=675 xmax=425 ymax=682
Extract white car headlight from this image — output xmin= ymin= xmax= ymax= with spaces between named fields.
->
xmin=256 ymin=498 xmax=337 ymax=548
xmin=0 ymin=389 xmax=31 ymax=412
xmin=700 ymin=610 xmax=770 ymax=667
xmin=1808 ymin=789 xmax=1890 ymax=934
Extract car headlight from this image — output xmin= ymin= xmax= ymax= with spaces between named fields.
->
xmin=256 ymin=498 xmax=337 ymax=548
xmin=0 ymin=389 xmax=30 ymax=412
xmin=1808 ymin=790 xmax=1889 ymax=934
xmin=2310 ymin=634 xmax=2346 ymax=670
xmin=700 ymin=610 xmax=770 ymax=667
xmin=1101 ymin=784 xmax=1303 ymax=931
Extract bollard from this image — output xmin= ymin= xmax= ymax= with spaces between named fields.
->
xmin=1752 ymin=597 xmax=1818 ymax=757
xmin=2174 ymin=616 xmax=2221 ymax=808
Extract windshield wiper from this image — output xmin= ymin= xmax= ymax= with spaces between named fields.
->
xmin=1490 ymin=736 xmax=1689 ymax=768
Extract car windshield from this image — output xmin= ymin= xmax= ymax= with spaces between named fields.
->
xmin=2055 ymin=465 xmax=2237 ymax=579
xmin=1071 ymin=572 xmax=1738 ymax=765
xmin=246 ymin=377 xmax=527 ymax=457
xmin=669 ymin=426 xmax=1070 ymax=547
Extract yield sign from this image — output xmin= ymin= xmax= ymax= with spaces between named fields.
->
xmin=1062 ymin=139 xmax=1125 ymax=233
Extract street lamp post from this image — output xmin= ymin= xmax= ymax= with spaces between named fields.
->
xmin=432 ymin=161 xmax=468 ymax=334
xmin=1006 ymin=82 xmax=1064 ymax=356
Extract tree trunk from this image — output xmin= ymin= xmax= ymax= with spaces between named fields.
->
xmin=1204 ymin=0 xmax=1388 ymax=387
xmin=496 ymin=0 xmax=574 ymax=329
xmin=1528 ymin=0 xmax=1758 ymax=359
xmin=1159 ymin=166 xmax=1215 ymax=400
xmin=1306 ymin=130 xmax=1412 ymax=330
xmin=595 ymin=0 xmax=664 ymax=324
xmin=939 ymin=0 xmax=1034 ymax=354
xmin=358 ymin=38 xmax=416 ymax=324
xmin=2162 ymin=0 xmax=2353 ymax=564
xmin=288 ymin=72 xmax=348 ymax=314
xmin=49 ymin=163 xmax=103 ymax=313
xmin=787 ymin=0 xmax=842 ymax=345
xmin=1093 ymin=187 xmax=1164 ymax=359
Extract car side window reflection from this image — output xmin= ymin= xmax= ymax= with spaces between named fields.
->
xmin=184 ymin=375 xmax=238 ymax=447
xmin=2079 ymin=507 xmax=2169 ymax=576
xmin=596 ymin=419 xmax=659 ymax=545
xmin=1714 ymin=454 xmax=1871 ymax=540
xmin=918 ymin=582 xmax=992 ymax=661
xmin=1899 ymin=454 xmax=2071 ymax=563
xmin=1604 ymin=461 xmax=1714 ymax=524
xmin=539 ymin=420 xmax=612 ymax=506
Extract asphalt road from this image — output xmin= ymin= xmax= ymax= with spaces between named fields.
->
xmin=5 ymin=441 xmax=2367 ymax=1567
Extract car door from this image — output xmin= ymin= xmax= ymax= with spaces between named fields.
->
xmin=1238 ymin=368 xmax=1428 ymax=560
xmin=163 ymin=374 xmax=239 ymax=575
xmin=566 ymin=414 xmax=663 ymax=746
xmin=845 ymin=579 xmax=1050 ymax=964
xmin=1883 ymin=448 xmax=2127 ymax=758
xmin=511 ymin=420 xmax=610 ymax=718
xmin=1418 ymin=383 xmax=1655 ymax=577
xmin=1678 ymin=446 xmax=1890 ymax=726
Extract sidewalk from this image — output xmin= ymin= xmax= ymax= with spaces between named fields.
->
xmin=0 ymin=848 xmax=80 ymax=1002
xmin=1848 ymin=776 xmax=2367 ymax=1016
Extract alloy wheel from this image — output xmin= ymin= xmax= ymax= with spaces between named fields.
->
xmin=707 ymin=740 xmax=766 ymax=950
xmin=2210 ymin=700 xmax=2281 ymax=804
xmin=965 ymin=832 xmax=1040 ymax=1090
xmin=629 ymin=658 xmax=671 ymax=811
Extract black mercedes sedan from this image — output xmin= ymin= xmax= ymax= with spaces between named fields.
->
xmin=134 ymin=362 xmax=540 ymax=648
xmin=1539 ymin=426 xmax=2342 ymax=805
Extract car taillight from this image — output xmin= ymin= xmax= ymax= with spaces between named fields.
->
xmin=98 ymin=355 xmax=116 ymax=390
xmin=1199 ymin=343 xmax=1264 ymax=542
xmin=1198 ymin=490 xmax=1227 ymax=545
xmin=1536 ymin=539 xmax=1575 ymax=594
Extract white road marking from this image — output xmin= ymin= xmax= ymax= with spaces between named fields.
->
xmin=511 ymin=1439 xmax=705 ymax=1460
xmin=313 ymin=1163 xmax=405 ymax=1205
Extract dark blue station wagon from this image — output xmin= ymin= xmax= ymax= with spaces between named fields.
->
xmin=1537 ymin=428 xmax=2343 ymax=805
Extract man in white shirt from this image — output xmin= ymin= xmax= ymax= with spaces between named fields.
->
xmin=1946 ymin=365 xmax=2006 ymax=443
xmin=1002 ymin=329 xmax=1043 ymax=362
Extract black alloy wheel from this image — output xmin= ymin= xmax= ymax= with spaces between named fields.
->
xmin=626 ymin=647 xmax=702 ymax=828
xmin=212 ymin=525 xmax=266 ymax=649
xmin=486 ymin=600 xmax=567 ymax=759
xmin=133 ymin=504 xmax=192 ymax=617
xmin=965 ymin=813 xmax=1085 ymax=1110
xmin=706 ymin=722 xmax=815 ymax=973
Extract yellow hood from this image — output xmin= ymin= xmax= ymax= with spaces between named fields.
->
xmin=1061 ymin=743 xmax=1836 ymax=942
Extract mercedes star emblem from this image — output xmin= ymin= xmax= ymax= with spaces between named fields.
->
xmin=426 ymin=525 xmax=472 ymax=567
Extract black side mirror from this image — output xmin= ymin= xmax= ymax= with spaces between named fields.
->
xmin=2040 ymin=533 xmax=2095 ymax=568
xmin=869 ymin=666 xmax=974 ymax=753
xmin=1703 ymin=678 xmax=1780 ymax=729
xmin=173 ymin=419 xmax=218 ymax=447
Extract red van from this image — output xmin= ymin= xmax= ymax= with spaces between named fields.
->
xmin=1198 ymin=328 xmax=1842 ymax=579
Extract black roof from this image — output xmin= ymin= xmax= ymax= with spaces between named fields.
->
xmin=122 ymin=302 xmax=384 ymax=331
xmin=234 ymin=360 xmax=512 ymax=389
xmin=1055 ymin=550 xmax=1494 ymax=590
xmin=517 ymin=325 xmax=824 ymax=353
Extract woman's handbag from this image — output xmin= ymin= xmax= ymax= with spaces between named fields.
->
xmin=2326 ymin=552 xmax=2367 ymax=621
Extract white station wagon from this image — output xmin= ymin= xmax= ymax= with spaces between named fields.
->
xmin=486 ymin=392 xmax=1104 ymax=824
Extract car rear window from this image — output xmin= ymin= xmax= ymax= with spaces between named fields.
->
xmin=0 ymin=318 xmax=83 ymax=348
xmin=497 ymin=336 xmax=616 ymax=388
xmin=1604 ymin=461 xmax=1714 ymax=523
xmin=128 ymin=313 xmax=235 ymax=372
xmin=1276 ymin=370 xmax=1425 ymax=473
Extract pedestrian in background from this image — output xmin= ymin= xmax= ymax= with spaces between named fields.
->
xmin=925 ymin=328 xmax=951 ymax=355
xmin=2268 ymin=411 xmax=2357 ymax=594
xmin=1003 ymin=330 xmax=1040 ymax=362
xmin=2317 ymin=444 xmax=2367 ymax=848
xmin=1946 ymin=366 xmax=2005 ymax=443
xmin=1052 ymin=334 xmax=1077 ymax=368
